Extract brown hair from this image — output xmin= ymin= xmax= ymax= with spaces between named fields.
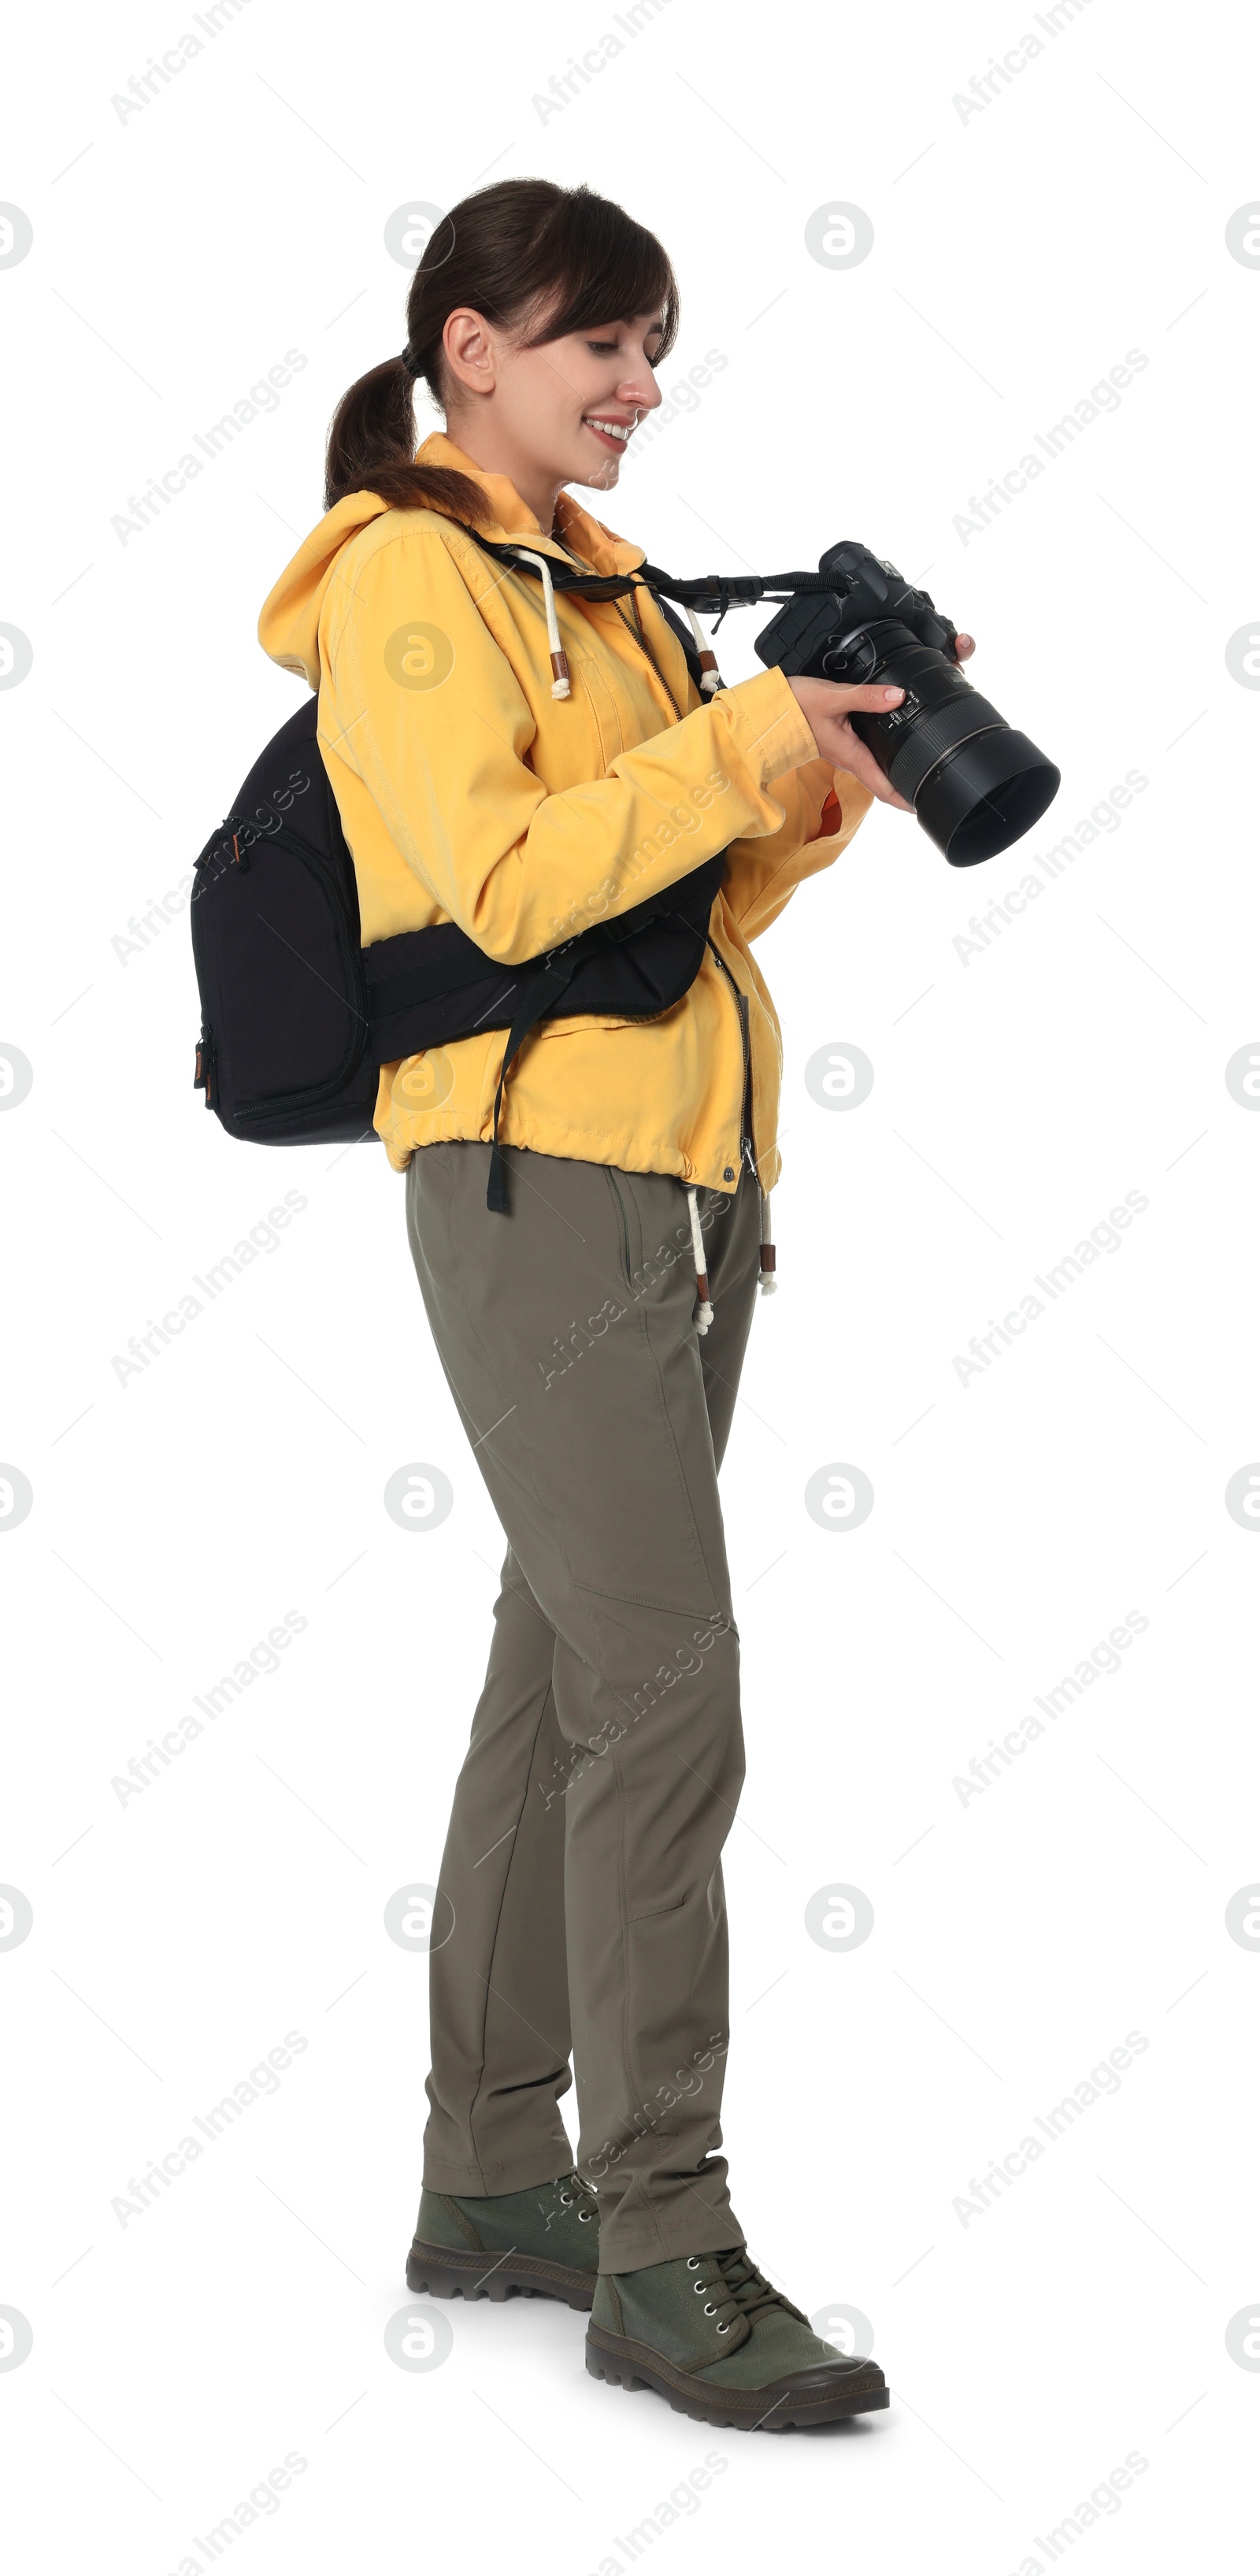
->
xmin=323 ymin=179 xmax=680 ymax=519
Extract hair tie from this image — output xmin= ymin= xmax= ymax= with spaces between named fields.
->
xmin=400 ymin=349 xmax=417 ymax=377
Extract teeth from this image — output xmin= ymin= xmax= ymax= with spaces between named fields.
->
xmin=586 ymin=417 xmax=632 ymax=442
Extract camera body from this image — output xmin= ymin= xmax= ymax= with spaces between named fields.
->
xmin=754 ymin=540 xmax=1060 ymax=865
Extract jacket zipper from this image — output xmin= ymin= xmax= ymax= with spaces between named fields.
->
xmin=736 ymin=993 xmax=759 ymax=1188
xmin=552 ymin=533 xmax=741 ymax=1161
xmin=703 ymin=934 xmax=757 ymax=1191
xmin=624 ymin=586 xmax=685 ymax=722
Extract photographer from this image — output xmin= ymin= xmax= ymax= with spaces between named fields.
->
xmin=259 ymin=176 xmax=973 ymax=2430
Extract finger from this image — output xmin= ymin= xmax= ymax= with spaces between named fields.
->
xmin=851 ymin=750 xmax=914 ymax=811
xmin=843 ymin=683 xmax=907 ymax=710
xmin=813 ymin=680 xmax=907 ymax=714
xmin=953 ymin=634 xmax=976 ymax=660
xmin=832 ymin=737 xmax=913 ymax=810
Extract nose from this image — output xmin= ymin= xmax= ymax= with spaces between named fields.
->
xmin=619 ymin=369 xmax=662 ymax=416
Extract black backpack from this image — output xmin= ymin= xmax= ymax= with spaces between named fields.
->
xmin=190 ymin=541 xmax=725 ymax=1212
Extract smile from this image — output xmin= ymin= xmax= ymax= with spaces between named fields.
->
xmin=583 ymin=416 xmax=635 ymax=449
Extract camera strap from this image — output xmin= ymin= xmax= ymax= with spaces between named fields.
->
xmin=450 ymin=521 xmax=839 ymax=628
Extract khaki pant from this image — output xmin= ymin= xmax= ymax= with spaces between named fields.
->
xmin=404 ymin=1141 xmax=761 ymax=2272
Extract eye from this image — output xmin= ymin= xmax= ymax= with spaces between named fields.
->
xmin=587 ymin=335 xmax=663 ymax=365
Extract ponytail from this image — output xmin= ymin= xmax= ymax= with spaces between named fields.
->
xmin=324 ymin=179 xmax=679 ymax=521
xmin=323 ymin=355 xmax=493 ymax=521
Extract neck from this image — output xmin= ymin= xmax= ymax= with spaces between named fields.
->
xmin=443 ymin=413 xmax=565 ymax=538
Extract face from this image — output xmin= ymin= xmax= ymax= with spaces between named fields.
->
xmin=440 ymin=305 xmax=665 ymax=507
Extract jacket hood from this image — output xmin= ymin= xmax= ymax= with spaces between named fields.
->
xmin=258 ymin=429 xmax=646 ymax=691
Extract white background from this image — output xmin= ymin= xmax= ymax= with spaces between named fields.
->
xmin=2 ymin=0 xmax=1258 ymax=2567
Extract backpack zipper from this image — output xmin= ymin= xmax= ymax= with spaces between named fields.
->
xmin=194 ymin=1027 xmax=216 ymax=1110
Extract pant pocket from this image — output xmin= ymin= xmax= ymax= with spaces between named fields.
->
xmin=605 ymin=1166 xmax=634 ymax=1292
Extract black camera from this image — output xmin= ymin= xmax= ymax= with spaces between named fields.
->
xmin=754 ymin=540 xmax=1060 ymax=865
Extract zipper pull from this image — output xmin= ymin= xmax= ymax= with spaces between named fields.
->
xmin=741 ymin=1134 xmax=758 ymax=1183
xmin=758 ymin=1178 xmax=777 ymax=1295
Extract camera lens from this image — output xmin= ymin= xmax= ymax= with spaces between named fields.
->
xmin=914 ymin=730 xmax=1061 ymax=865
xmin=821 ymin=635 xmax=876 ymax=682
xmin=754 ymin=547 xmax=1060 ymax=865
xmin=821 ymin=625 xmax=1060 ymax=865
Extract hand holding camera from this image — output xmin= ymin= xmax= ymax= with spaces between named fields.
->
xmin=788 ymin=628 xmax=977 ymax=815
xmin=758 ymin=541 xmax=1057 ymax=864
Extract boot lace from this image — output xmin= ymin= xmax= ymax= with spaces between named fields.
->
xmin=686 ymin=2245 xmax=806 ymax=2334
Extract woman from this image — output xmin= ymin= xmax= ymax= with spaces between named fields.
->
xmin=259 ymin=177 xmax=972 ymax=2430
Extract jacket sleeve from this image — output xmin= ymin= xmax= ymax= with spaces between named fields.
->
xmin=719 ymin=758 xmax=876 ymax=941
xmin=320 ymin=522 xmax=821 ymax=966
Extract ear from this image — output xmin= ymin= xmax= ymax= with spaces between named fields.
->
xmin=443 ymin=307 xmax=498 ymax=401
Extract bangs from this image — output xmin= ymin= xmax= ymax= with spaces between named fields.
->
xmin=517 ymin=187 xmax=680 ymax=362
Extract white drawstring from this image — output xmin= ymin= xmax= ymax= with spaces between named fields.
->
xmin=512 ymin=548 xmax=571 ymax=698
xmin=685 ymin=1181 xmax=778 ymax=1327
xmin=683 ymin=603 xmax=723 ymax=696
xmin=512 ymin=550 xmax=719 ymax=707
xmin=685 ymin=1185 xmax=714 ymax=1333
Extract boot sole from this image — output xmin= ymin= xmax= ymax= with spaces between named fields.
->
xmin=406 ymin=2237 xmax=595 ymax=2311
xmin=585 ymin=2322 xmax=889 ymax=2429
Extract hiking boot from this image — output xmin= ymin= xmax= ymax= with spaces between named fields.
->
xmin=406 ymin=2169 xmax=598 ymax=2310
xmin=587 ymin=2246 xmax=888 ymax=2429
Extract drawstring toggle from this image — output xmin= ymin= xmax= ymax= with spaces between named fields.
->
xmin=758 ymin=1187 xmax=777 ymax=1295
xmin=684 ymin=602 xmax=724 ymax=695
xmin=512 ymin=547 xmax=571 ymax=698
xmin=685 ymin=1185 xmax=714 ymax=1333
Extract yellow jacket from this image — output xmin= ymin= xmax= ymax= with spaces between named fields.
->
xmin=257 ymin=430 xmax=874 ymax=1192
